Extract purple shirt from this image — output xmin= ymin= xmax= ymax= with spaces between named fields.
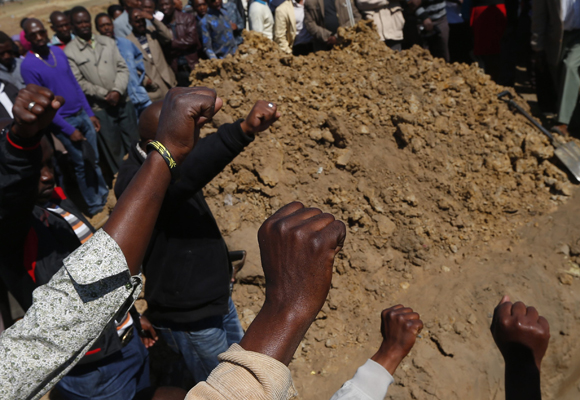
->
xmin=20 ymin=47 xmax=94 ymax=136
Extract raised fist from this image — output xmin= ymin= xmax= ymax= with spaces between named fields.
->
xmin=258 ymin=202 xmax=346 ymax=319
xmin=11 ymin=84 xmax=64 ymax=139
xmin=240 ymin=100 xmax=280 ymax=135
xmin=371 ymin=305 xmax=423 ymax=374
xmin=491 ymin=295 xmax=550 ymax=370
xmin=155 ymin=87 xmax=223 ymax=164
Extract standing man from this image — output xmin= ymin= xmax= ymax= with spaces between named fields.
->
xmin=66 ymin=6 xmax=139 ymax=183
xmin=249 ymin=0 xmax=275 ymax=39
xmin=274 ymin=0 xmax=313 ymax=55
xmin=356 ymin=0 xmax=405 ymax=50
xmin=200 ymin=0 xmax=238 ymax=59
xmin=0 ymin=32 xmax=25 ymax=89
xmin=95 ymin=12 xmax=152 ymax=116
xmin=20 ymin=19 xmax=109 ymax=216
xmin=304 ymin=0 xmax=361 ymax=51
xmin=222 ymin=0 xmax=245 ymax=44
xmin=532 ymin=0 xmax=580 ymax=136
xmin=49 ymin=11 xmax=75 ymax=49
xmin=115 ymin=0 xmax=143 ymax=37
xmin=127 ymin=8 xmax=177 ymax=101
xmin=158 ymin=0 xmax=202 ymax=86
xmin=115 ymin=99 xmax=280 ymax=385
xmin=414 ymin=0 xmax=450 ymax=62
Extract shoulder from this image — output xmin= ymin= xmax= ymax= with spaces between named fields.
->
xmin=96 ymin=34 xmax=115 ymax=46
xmin=177 ymin=11 xmax=194 ymax=22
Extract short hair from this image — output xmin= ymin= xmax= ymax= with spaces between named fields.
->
xmin=108 ymin=4 xmax=124 ymax=17
xmin=70 ymin=6 xmax=90 ymax=19
xmin=95 ymin=12 xmax=111 ymax=27
xmin=49 ymin=11 xmax=65 ymax=25
xmin=20 ymin=18 xmax=29 ymax=29
xmin=0 ymin=31 xmax=12 ymax=45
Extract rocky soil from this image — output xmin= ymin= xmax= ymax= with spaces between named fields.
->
xmin=191 ymin=22 xmax=580 ymax=399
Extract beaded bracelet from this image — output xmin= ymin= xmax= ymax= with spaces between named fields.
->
xmin=146 ymin=140 xmax=180 ymax=181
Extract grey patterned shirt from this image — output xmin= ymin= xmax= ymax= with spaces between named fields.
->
xmin=0 ymin=230 xmax=143 ymax=400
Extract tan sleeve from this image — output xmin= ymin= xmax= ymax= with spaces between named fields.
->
xmin=185 ymin=344 xmax=297 ymax=400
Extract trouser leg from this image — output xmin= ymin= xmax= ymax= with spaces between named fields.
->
xmin=557 ymin=31 xmax=580 ymax=125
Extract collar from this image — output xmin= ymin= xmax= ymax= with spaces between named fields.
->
xmin=254 ymin=0 xmax=268 ymax=5
xmin=77 ymin=34 xmax=97 ymax=49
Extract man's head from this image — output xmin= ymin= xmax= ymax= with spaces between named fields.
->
xmin=158 ymin=0 xmax=175 ymax=19
xmin=37 ymin=136 xmax=56 ymax=205
xmin=108 ymin=4 xmax=124 ymax=19
xmin=206 ymin=0 xmax=222 ymax=11
xmin=0 ymin=32 xmax=16 ymax=69
xmin=95 ymin=13 xmax=115 ymax=38
xmin=141 ymin=0 xmax=156 ymax=15
xmin=23 ymin=19 xmax=49 ymax=51
xmin=49 ymin=11 xmax=72 ymax=44
xmin=128 ymin=8 xmax=147 ymax=35
xmin=138 ymin=101 xmax=163 ymax=150
xmin=70 ymin=6 xmax=93 ymax=41
xmin=121 ymin=0 xmax=141 ymax=9
xmin=192 ymin=0 xmax=208 ymax=17
xmin=174 ymin=0 xmax=184 ymax=11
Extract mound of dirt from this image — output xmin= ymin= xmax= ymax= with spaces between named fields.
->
xmin=191 ymin=22 xmax=580 ymax=399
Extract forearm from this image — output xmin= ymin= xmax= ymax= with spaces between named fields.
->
xmin=240 ymin=300 xmax=312 ymax=365
xmin=103 ymin=151 xmax=171 ymax=275
xmin=504 ymin=363 xmax=542 ymax=400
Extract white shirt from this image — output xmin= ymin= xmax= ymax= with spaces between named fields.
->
xmin=562 ymin=0 xmax=580 ymax=31
xmin=249 ymin=0 xmax=275 ymax=40
xmin=330 ymin=359 xmax=395 ymax=400
xmin=293 ymin=0 xmax=313 ymax=45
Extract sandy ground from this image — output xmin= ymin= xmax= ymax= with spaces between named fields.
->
xmin=0 ymin=0 xmax=113 ymax=36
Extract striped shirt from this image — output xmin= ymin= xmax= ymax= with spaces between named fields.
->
xmin=46 ymin=204 xmax=93 ymax=244
xmin=136 ymin=34 xmax=152 ymax=59
xmin=416 ymin=0 xmax=447 ymax=21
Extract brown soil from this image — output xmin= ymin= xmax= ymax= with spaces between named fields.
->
xmin=190 ymin=22 xmax=580 ymax=399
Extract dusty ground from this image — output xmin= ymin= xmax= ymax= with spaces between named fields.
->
xmin=0 ymin=0 xmax=112 ymax=36
xmin=189 ymin=23 xmax=580 ymax=399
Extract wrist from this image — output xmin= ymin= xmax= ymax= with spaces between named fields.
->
xmin=240 ymin=120 xmax=255 ymax=136
xmin=371 ymin=345 xmax=406 ymax=375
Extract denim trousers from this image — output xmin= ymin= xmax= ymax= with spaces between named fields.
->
xmin=56 ymin=327 xmax=151 ymax=400
xmin=156 ymin=297 xmax=245 ymax=384
xmin=57 ymin=110 xmax=109 ymax=215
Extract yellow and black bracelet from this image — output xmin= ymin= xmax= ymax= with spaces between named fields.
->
xmin=146 ymin=140 xmax=180 ymax=181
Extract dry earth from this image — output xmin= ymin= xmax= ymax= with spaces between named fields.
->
xmin=189 ymin=23 xmax=580 ymax=399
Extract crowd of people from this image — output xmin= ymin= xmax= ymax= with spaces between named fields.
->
xmin=0 ymin=0 xmax=573 ymax=399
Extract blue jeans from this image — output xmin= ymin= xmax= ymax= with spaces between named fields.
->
xmin=57 ymin=110 xmax=109 ymax=215
xmin=156 ymin=298 xmax=244 ymax=384
xmin=56 ymin=327 xmax=150 ymax=400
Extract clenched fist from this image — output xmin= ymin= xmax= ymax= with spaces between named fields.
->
xmin=491 ymin=295 xmax=550 ymax=370
xmin=371 ymin=305 xmax=423 ymax=374
xmin=10 ymin=84 xmax=64 ymax=140
xmin=240 ymin=100 xmax=280 ymax=135
xmin=155 ymin=87 xmax=223 ymax=165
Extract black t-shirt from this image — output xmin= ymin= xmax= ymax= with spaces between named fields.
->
xmin=324 ymin=0 xmax=340 ymax=34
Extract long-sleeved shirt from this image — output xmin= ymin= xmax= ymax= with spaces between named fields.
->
xmin=223 ymin=2 xmax=245 ymax=44
xmin=0 ymin=57 xmax=25 ymax=90
xmin=115 ymin=37 xmax=152 ymax=108
xmin=200 ymin=8 xmax=238 ymax=59
xmin=249 ymin=0 xmax=275 ymax=39
xmin=330 ymin=359 xmax=394 ymax=400
xmin=0 ymin=230 xmax=143 ymax=400
xmin=415 ymin=0 xmax=447 ymax=21
xmin=20 ymin=47 xmax=94 ymax=136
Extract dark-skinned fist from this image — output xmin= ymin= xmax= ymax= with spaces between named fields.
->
xmin=139 ymin=315 xmax=159 ymax=349
xmin=10 ymin=84 xmax=64 ymax=139
xmin=326 ymin=35 xmax=337 ymax=46
xmin=257 ymin=202 xmax=346 ymax=320
xmin=240 ymin=100 xmax=280 ymax=135
xmin=371 ymin=305 xmax=423 ymax=375
xmin=491 ymin=295 xmax=550 ymax=371
xmin=105 ymin=90 xmax=121 ymax=107
xmin=155 ymin=87 xmax=223 ymax=165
